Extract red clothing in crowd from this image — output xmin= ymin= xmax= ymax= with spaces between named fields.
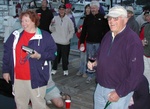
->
xmin=139 ymin=27 xmax=144 ymax=40
xmin=76 ymin=25 xmax=86 ymax=52
xmin=15 ymin=31 xmax=35 ymax=80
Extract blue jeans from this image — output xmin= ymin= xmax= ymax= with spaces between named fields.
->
xmin=94 ymin=84 xmax=133 ymax=109
xmin=86 ymin=43 xmax=100 ymax=78
xmin=79 ymin=51 xmax=87 ymax=73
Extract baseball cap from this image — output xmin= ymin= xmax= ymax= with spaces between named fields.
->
xmin=105 ymin=6 xmax=127 ymax=18
xmin=126 ymin=6 xmax=134 ymax=13
xmin=65 ymin=3 xmax=72 ymax=9
xmin=58 ymin=4 xmax=66 ymax=9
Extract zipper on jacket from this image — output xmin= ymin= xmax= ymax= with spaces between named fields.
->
xmin=107 ymin=37 xmax=114 ymax=56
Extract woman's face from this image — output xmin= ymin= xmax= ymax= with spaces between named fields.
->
xmin=66 ymin=8 xmax=71 ymax=14
xmin=145 ymin=15 xmax=150 ymax=22
xmin=85 ymin=6 xmax=90 ymax=15
xmin=21 ymin=15 xmax=35 ymax=32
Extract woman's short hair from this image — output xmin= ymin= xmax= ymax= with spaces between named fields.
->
xmin=19 ymin=9 xmax=40 ymax=27
xmin=84 ymin=4 xmax=90 ymax=15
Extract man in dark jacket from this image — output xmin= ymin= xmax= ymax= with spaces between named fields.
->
xmin=36 ymin=0 xmax=53 ymax=33
xmin=126 ymin=6 xmax=139 ymax=35
xmin=80 ymin=1 xmax=109 ymax=83
xmin=87 ymin=6 xmax=144 ymax=109
xmin=129 ymin=75 xmax=150 ymax=109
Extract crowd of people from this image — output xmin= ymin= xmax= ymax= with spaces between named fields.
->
xmin=1 ymin=0 xmax=150 ymax=108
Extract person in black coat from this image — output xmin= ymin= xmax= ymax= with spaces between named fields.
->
xmin=129 ymin=75 xmax=150 ymax=109
xmin=36 ymin=0 xmax=54 ymax=33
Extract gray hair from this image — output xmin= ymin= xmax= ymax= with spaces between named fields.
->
xmin=90 ymin=1 xmax=100 ymax=8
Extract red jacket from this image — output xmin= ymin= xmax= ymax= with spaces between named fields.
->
xmin=76 ymin=25 xmax=86 ymax=52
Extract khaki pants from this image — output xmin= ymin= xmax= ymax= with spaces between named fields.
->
xmin=14 ymin=79 xmax=47 ymax=109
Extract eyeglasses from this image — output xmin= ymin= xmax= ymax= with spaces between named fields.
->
xmin=107 ymin=17 xmax=119 ymax=21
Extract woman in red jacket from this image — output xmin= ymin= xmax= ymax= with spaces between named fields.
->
xmin=76 ymin=4 xmax=90 ymax=77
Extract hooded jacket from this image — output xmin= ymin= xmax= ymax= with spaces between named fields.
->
xmin=2 ymin=28 xmax=57 ymax=89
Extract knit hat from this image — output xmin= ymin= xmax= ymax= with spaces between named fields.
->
xmin=105 ymin=6 xmax=127 ymax=18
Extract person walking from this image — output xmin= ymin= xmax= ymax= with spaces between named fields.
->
xmin=36 ymin=0 xmax=54 ymax=34
xmin=50 ymin=4 xmax=74 ymax=76
xmin=2 ymin=9 xmax=57 ymax=109
xmin=88 ymin=6 xmax=144 ymax=109
xmin=80 ymin=1 xmax=109 ymax=83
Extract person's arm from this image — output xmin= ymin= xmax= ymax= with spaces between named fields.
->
xmin=66 ymin=18 xmax=75 ymax=40
xmin=139 ymin=27 xmax=144 ymax=40
xmin=76 ymin=25 xmax=82 ymax=39
xmin=71 ymin=14 xmax=77 ymax=33
xmin=34 ymin=31 xmax=57 ymax=61
xmin=116 ymin=41 xmax=144 ymax=97
xmin=2 ymin=33 xmax=14 ymax=83
xmin=49 ymin=17 xmax=56 ymax=33
xmin=80 ymin=17 xmax=88 ymax=44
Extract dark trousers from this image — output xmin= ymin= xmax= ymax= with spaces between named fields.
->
xmin=52 ymin=43 xmax=70 ymax=71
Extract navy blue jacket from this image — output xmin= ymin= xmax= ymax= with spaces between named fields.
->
xmin=2 ymin=28 xmax=57 ymax=89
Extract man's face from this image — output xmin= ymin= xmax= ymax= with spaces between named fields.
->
xmin=108 ymin=16 xmax=127 ymax=35
xmin=90 ymin=5 xmax=99 ymax=15
xmin=42 ymin=0 xmax=47 ymax=8
xmin=127 ymin=11 xmax=133 ymax=19
xmin=59 ymin=8 xmax=66 ymax=17
xmin=145 ymin=14 xmax=150 ymax=22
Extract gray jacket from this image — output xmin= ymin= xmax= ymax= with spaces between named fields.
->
xmin=144 ymin=23 xmax=150 ymax=57
xmin=127 ymin=16 xmax=139 ymax=35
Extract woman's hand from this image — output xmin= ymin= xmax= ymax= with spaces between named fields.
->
xmin=77 ymin=28 xmax=82 ymax=33
xmin=30 ymin=50 xmax=41 ymax=60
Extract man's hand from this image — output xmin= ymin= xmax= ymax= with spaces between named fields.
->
xmin=3 ymin=73 xmax=10 ymax=83
xmin=87 ymin=61 xmax=97 ymax=70
xmin=108 ymin=91 xmax=120 ymax=102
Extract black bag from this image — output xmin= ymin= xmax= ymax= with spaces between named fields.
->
xmin=0 ymin=78 xmax=13 ymax=98
xmin=0 ymin=78 xmax=16 ymax=109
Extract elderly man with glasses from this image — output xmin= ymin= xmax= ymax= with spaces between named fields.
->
xmin=88 ymin=6 xmax=144 ymax=109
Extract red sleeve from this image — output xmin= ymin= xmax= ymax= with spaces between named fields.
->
xmin=139 ymin=27 xmax=144 ymax=40
xmin=76 ymin=25 xmax=82 ymax=39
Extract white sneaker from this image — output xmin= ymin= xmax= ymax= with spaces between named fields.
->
xmin=51 ymin=70 xmax=56 ymax=75
xmin=63 ymin=70 xmax=68 ymax=76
